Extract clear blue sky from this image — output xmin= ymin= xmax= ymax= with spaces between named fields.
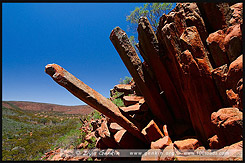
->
xmin=3 ymin=3 xmax=174 ymax=106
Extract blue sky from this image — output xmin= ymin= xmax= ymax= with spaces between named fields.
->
xmin=2 ymin=3 xmax=173 ymax=106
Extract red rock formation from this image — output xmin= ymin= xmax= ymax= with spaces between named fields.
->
xmin=109 ymin=122 xmax=123 ymax=134
xmin=114 ymin=129 xmax=147 ymax=149
xmin=142 ymin=120 xmax=164 ymax=143
xmin=224 ymin=24 xmax=242 ymax=62
xmin=197 ymin=3 xmax=230 ymax=33
xmin=211 ymin=64 xmax=229 ymax=106
xmin=211 ymin=107 xmax=243 ymax=147
xmin=137 ymin=17 xmax=192 ymax=127
xmin=45 ymin=2 xmax=243 ymax=161
xmin=226 ymin=55 xmax=243 ymax=91
xmin=174 ymin=138 xmax=200 ymax=150
xmin=122 ymin=96 xmax=144 ymax=106
xmin=110 ymin=26 xmax=174 ymax=125
xmin=151 ymin=136 xmax=172 ymax=149
xmin=111 ymin=84 xmax=133 ymax=96
xmin=206 ymin=30 xmax=230 ymax=67
xmin=229 ymin=3 xmax=243 ymax=25
xmin=208 ymin=135 xmax=223 ymax=149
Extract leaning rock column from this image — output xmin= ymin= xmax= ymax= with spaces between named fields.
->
xmin=179 ymin=26 xmax=223 ymax=144
xmin=110 ymin=27 xmax=174 ymax=125
xmin=45 ymin=64 xmax=148 ymax=144
xmin=137 ymin=17 xmax=191 ymax=125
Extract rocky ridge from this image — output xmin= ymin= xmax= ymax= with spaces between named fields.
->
xmin=44 ymin=2 xmax=243 ymax=161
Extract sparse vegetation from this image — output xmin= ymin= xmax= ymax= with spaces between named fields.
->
xmin=2 ymin=102 xmax=101 ymax=161
xmin=111 ymin=91 xmax=125 ymax=107
xmin=112 ymin=98 xmax=125 ymax=107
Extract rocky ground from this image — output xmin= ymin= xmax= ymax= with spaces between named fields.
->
xmin=44 ymin=2 xmax=243 ymax=161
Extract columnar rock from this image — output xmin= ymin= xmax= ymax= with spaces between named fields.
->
xmin=45 ymin=64 xmax=147 ymax=144
xmin=206 ymin=30 xmax=230 ymax=67
xmin=224 ymin=24 xmax=242 ymax=63
xmin=110 ymin=27 xmax=174 ymax=125
xmin=157 ymin=12 xmax=223 ymax=144
xmin=211 ymin=64 xmax=229 ymax=106
xmin=178 ymin=47 xmax=220 ymax=144
xmin=137 ymin=17 xmax=191 ymax=126
xmin=157 ymin=15 xmax=194 ymax=131
xmin=226 ymin=55 xmax=243 ymax=89
xmin=172 ymin=3 xmax=209 ymax=44
xmin=197 ymin=3 xmax=231 ymax=33
xmin=179 ymin=27 xmax=223 ymax=144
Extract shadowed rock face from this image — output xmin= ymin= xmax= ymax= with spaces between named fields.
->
xmin=45 ymin=2 xmax=242 ymax=161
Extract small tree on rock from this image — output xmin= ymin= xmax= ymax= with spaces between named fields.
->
xmin=126 ymin=3 xmax=173 ymax=33
xmin=126 ymin=3 xmax=174 ymax=52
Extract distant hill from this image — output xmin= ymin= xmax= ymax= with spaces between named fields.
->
xmin=2 ymin=101 xmax=94 ymax=115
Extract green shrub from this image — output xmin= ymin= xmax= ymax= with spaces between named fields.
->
xmin=112 ymin=98 xmax=125 ymax=107
xmin=119 ymin=76 xmax=133 ymax=84
xmin=91 ymin=110 xmax=101 ymax=120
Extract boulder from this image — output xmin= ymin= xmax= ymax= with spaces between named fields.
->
xmin=159 ymin=143 xmax=177 ymax=161
xmin=226 ymin=89 xmax=239 ymax=107
xmin=229 ymin=3 xmax=243 ymax=26
xmin=120 ymin=103 xmax=141 ymax=113
xmin=211 ymin=108 xmax=243 ymax=146
xmin=142 ymin=120 xmax=164 ymax=143
xmin=214 ymin=141 xmax=243 ymax=161
xmin=109 ymin=122 xmax=123 ymax=134
xmin=113 ymin=84 xmax=133 ymax=95
xmin=114 ymin=129 xmax=147 ymax=149
xmin=174 ymin=138 xmax=200 ymax=151
xmin=208 ymin=135 xmax=223 ymax=149
xmin=122 ymin=96 xmax=144 ymax=106
xmin=95 ymin=122 xmax=120 ymax=149
xmin=151 ymin=136 xmax=172 ymax=149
